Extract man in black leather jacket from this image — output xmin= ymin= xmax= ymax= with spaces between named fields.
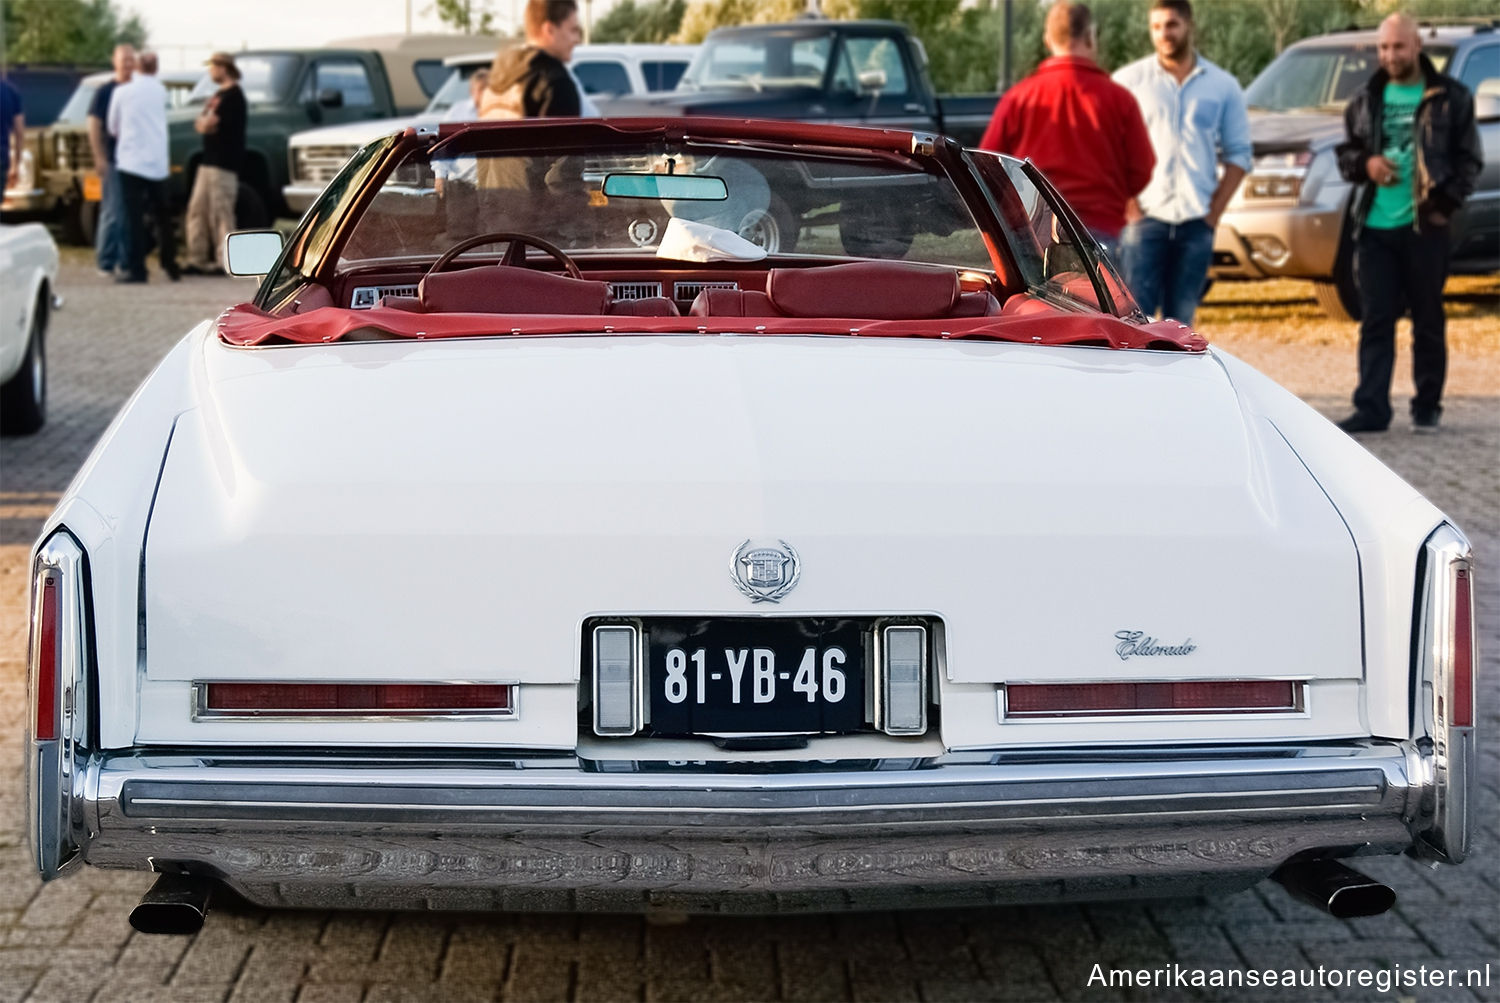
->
xmin=1333 ymin=13 xmax=1482 ymax=435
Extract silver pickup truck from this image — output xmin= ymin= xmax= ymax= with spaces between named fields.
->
xmin=1211 ymin=23 xmax=1499 ymax=320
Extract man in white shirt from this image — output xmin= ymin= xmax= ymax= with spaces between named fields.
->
xmin=107 ymin=51 xmax=179 ymax=283
xmin=1113 ymin=0 xmax=1250 ymax=324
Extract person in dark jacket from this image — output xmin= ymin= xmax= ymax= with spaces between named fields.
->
xmin=1334 ymin=12 xmax=1483 ymax=435
xmin=182 ymin=52 xmax=247 ymax=276
xmin=479 ymin=0 xmax=583 ymax=120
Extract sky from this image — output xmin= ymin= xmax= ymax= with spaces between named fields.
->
xmin=126 ymin=0 xmax=622 ymax=71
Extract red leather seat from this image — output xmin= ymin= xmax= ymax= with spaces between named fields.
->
xmin=687 ymin=262 xmax=996 ymax=320
xmin=608 ymin=296 xmax=681 ymax=317
xmin=687 ymin=288 xmax=776 ymax=317
xmin=418 ymin=266 xmax=612 ymax=315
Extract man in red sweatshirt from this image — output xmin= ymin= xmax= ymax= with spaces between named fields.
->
xmin=979 ymin=2 xmax=1155 ymax=259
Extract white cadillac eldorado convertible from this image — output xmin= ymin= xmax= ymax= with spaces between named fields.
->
xmin=1 ymin=221 xmax=58 ymax=434
xmin=26 ymin=119 xmax=1475 ymax=932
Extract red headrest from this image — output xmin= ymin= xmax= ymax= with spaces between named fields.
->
xmin=766 ymin=262 xmax=960 ymax=319
xmin=418 ymin=266 xmax=612 ymax=315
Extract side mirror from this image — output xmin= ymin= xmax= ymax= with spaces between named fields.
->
xmin=856 ymin=68 xmax=887 ymax=93
xmin=318 ymin=88 xmax=344 ymax=109
xmin=224 ymin=230 xmax=284 ymax=277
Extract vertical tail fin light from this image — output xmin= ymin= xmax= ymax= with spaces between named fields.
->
xmin=593 ymin=625 xmax=640 ymax=736
xmin=1411 ymin=523 xmax=1475 ymax=864
xmin=1451 ymin=568 xmax=1474 ymax=729
xmin=27 ymin=532 xmax=91 ymax=880
xmin=878 ymin=625 xmax=928 ymax=736
xmin=32 ymin=575 xmax=61 ymax=742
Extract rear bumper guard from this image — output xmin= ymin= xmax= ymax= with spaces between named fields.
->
xmin=56 ymin=741 xmax=1448 ymax=910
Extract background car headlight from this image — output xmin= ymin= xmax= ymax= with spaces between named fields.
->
xmin=1243 ymin=150 xmax=1313 ymax=202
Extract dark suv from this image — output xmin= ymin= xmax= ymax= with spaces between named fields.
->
xmin=1210 ymin=23 xmax=1499 ymax=320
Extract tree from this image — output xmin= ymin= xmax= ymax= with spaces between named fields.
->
xmin=428 ymin=0 xmax=498 ymax=35
xmin=674 ymin=0 xmax=806 ymax=44
xmin=594 ymin=0 xmax=688 ymax=43
xmin=2 ymin=0 xmax=147 ymax=65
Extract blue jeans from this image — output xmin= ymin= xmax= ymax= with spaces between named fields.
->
xmin=1119 ymin=217 xmax=1215 ymax=325
xmin=95 ymin=165 xmax=127 ymax=272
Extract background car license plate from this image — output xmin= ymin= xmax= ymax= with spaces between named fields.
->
xmin=645 ymin=618 xmax=865 ymax=736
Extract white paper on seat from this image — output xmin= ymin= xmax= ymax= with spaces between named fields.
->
xmin=655 ymin=217 xmax=768 ymax=263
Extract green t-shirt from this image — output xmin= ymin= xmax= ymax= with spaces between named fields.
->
xmin=1365 ymin=80 xmax=1425 ymax=229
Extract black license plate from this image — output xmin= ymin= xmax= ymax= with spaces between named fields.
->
xmin=645 ymin=618 xmax=866 ymax=736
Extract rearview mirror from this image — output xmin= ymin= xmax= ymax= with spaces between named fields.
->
xmin=602 ymin=173 xmax=728 ymax=201
xmin=857 ymin=69 xmax=887 ymax=92
xmin=224 ymin=230 xmax=284 ymax=277
xmin=318 ymin=88 xmax=344 ymax=109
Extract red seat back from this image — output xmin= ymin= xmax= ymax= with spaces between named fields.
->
xmin=418 ymin=266 xmax=612 ymax=315
xmin=766 ymin=261 xmax=960 ymax=319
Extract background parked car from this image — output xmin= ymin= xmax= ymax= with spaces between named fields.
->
xmin=33 ymin=34 xmax=478 ymax=242
xmin=0 ymin=65 xmax=101 ymax=224
xmin=283 ymin=43 xmax=698 ymax=216
xmin=0 ymin=222 xmax=59 ymax=435
xmin=22 ymin=68 xmax=203 ymax=242
xmin=1210 ymin=22 xmax=1499 ymax=320
xmin=607 ymin=20 xmax=998 ymax=146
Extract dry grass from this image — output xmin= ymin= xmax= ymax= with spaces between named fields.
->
xmin=1197 ymin=273 xmax=1500 ymax=355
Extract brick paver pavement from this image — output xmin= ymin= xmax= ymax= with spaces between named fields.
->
xmin=0 ymin=255 xmax=1494 ymax=1002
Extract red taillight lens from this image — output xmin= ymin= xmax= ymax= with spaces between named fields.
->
xmin=33 ymin=575 xmax=60 ymax=742
xmin=201 ymin=682 xmax=514 ymax=717
xmin=1452 ymin=568 xmax=1473 ymax=728
xmin=1004 ymin=680 xmax=1301 ymax=718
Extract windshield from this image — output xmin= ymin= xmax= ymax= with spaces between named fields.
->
xmin=187 ymin=54 xmax=300 ymax=105
xmin=55 ymin=78 xmax=104 ymax=125
xmin=424 ymin=64 xmax=487 ymax=116
xmin=679 ymin=31 xmax=834 ymax=91
xmin=1246 ymin=43 xmax=1453 ymax=111
xmin=338 ymin=142 xmax=988 ymax=270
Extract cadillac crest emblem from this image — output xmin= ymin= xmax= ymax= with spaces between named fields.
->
xmin=730 ymin=539 xmax=801 ymax=603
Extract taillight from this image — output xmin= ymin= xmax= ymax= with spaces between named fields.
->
xmin=198 ymin=682 xmax=514 ymax=717
xmin=1452 ymin=568 xmax=1473 ymax=728
xmin=33 ymin=574 xmax=60 ymax=742
xmin=1003 ymin=679 xmax=1302 ymax=719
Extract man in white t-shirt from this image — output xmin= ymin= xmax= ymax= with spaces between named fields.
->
xmin=107 ymin=51 xmax=178 ymax=283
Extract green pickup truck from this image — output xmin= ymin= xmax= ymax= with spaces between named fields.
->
xmin=39 ymin=34 xmax=480 ymax=243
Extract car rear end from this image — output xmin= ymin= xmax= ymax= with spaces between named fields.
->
xmin=25 ymin=330 xmax=1477 ymax=917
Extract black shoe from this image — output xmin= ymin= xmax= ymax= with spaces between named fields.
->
xmin=1412 ymin=412 xmax=1440 ymax=434
xmin=1336 ymin=413 xmax=1387 ymax=434
xmin=164 ymin=265 xmax=181 ymax=282
xmin=115 ymin=273 xmax=148 ymax=284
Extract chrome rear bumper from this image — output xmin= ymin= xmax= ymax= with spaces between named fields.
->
xmin=61 ymin=741 xmax=1444 ymax=912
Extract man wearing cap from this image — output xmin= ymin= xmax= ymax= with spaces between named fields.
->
xmin=183 ymin=52 xmax=246 ymax=276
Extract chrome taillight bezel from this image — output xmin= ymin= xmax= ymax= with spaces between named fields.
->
xmin=1409 ymin=522 xmax=1476 ymax=863
xmin=26 ymin=530 xmax=93 ymax=880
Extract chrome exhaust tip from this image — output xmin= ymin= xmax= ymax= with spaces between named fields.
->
xmin=1272 ymin=860 xmax=1395 ymax=918
xmin=129 ymin=873 xmax=213 ymax=935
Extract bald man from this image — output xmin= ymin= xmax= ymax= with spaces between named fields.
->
xmin=1333 ymin=13 xmax=1482 ymax=435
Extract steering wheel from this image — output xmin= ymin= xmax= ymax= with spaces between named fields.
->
xmin=426 ymin=231 xmax=584 ymax=280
